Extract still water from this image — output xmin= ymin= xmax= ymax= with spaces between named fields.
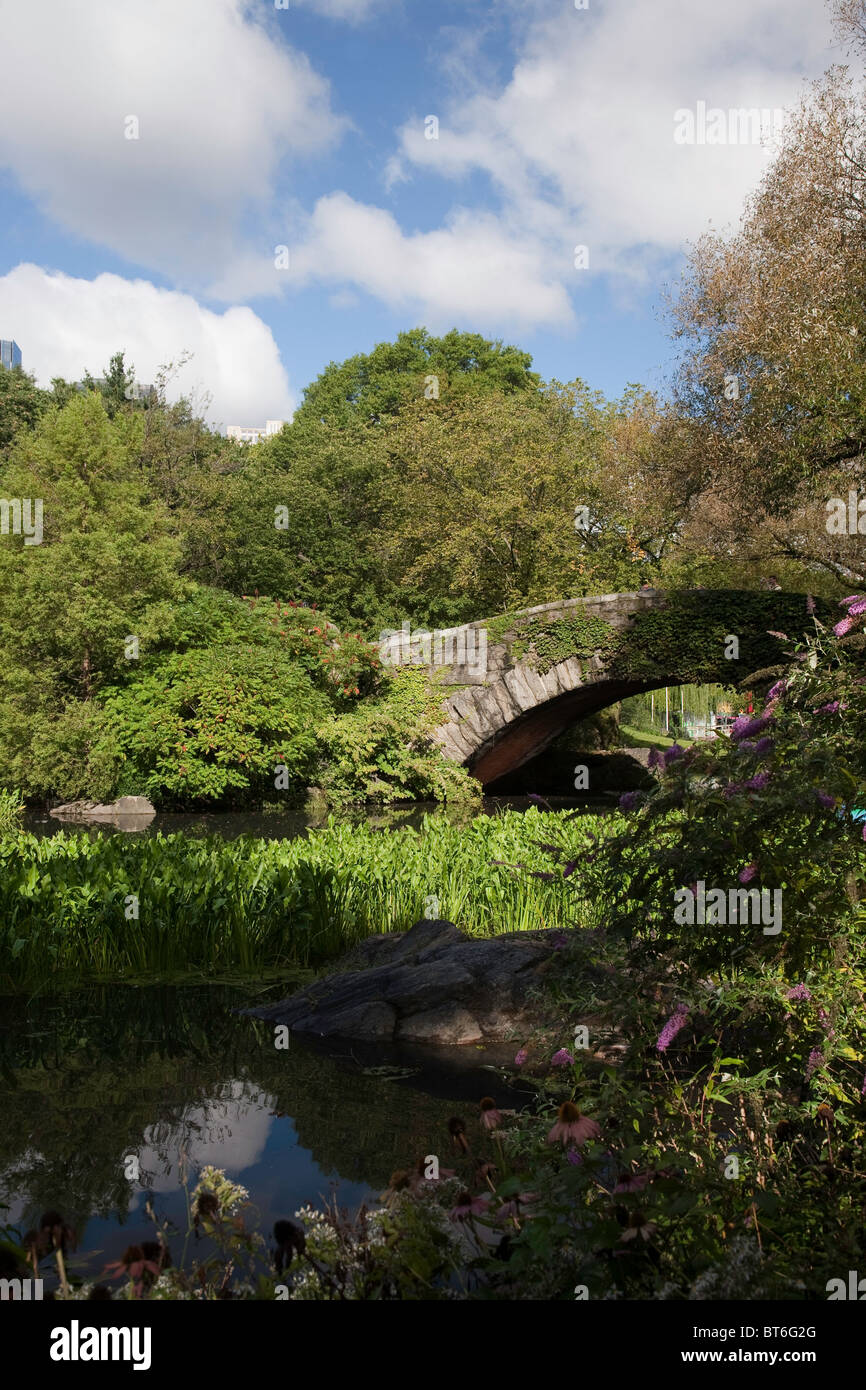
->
xmin=21 ymin=794 xmax=615 ymax=842
xmin=0 ymin=983 xmax=532 ymax=1290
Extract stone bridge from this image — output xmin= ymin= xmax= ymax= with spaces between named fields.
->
xmin=381 ymin=589 xmax=826 ymax=787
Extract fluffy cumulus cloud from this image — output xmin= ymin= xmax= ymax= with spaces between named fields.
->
xmin=0 ymin=265 xmax=295 ymax=427
xmin=289 ymin=192 xmax=573 ymax=329
xmin=390 ymin=0 xmax=839 ymax=276
xmin=0 ymin=0 xmax=345 ymax=283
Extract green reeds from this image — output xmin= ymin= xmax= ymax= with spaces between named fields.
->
xmin=0 ymin=810 xmax=617 ymax=989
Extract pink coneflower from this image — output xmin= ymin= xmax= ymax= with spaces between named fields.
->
xmin=551 ymin=1048 xmax=575 ymax=1067
xmin=479 ymin=1097 xmax=503 ymax=1130
xmin=738 ymin=863 xmax=758 ymax=884
xmin=514 ymin=1047 xmax=528 ymax=1067
xmin=619 ymin=1211 xmax=658 ymax=1244
xmin=786 ymin=983 xmax=812 ymax=1001
xmin=103 ymin=1244 xmax=161 ymax=1298
xmin=656 ymin=1004 xmax=689 ymax=1053
xmin=547 ymin=1101 xmax=601 ymax=1148
xmin=449 ymin=1191 xmax=489 ymax=1222
xmin=613 ymin=1172 xmax=653 ymax=1194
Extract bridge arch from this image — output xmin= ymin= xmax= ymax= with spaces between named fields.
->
xmin=412 ymin=589 xmax=829 ymax=787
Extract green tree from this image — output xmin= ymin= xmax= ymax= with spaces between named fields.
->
xmin=294 ymin=327 xmax=541 ymax=428
xmin=0 ymin=392 xmax=185 ymax=797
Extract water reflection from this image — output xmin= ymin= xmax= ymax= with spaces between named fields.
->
xmin=21 ymin=795 xmax=614 ymax=842
xmin=0 ymin=983 xmax=532 ymax=1286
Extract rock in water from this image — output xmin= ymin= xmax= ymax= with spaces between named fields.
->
xmin=246 ymin=918 xmax=566 ymax=1044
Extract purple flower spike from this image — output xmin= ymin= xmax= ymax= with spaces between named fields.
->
xmin=744 ymin=771 xmax=771 ymax=791
xmin=738 ymin=863 xmax=758 ymax=884
xmin=767 ymin=679 xmax=787 ymax=701
xmin=806 ymin=595 xmax=816 ymax=614
xmin=514 ymin=1048 xmax=528 ymax=1067
xmin=551 ymin=1048 xmax=575 ymax=1067
xmin=732 ymin=714 xmax=773 ymax=741
xmin=656 ymin=1004 xmax=689 ymax=1053
xmin=619 ymin=791 xmax=639 ymax=811
xmin=848 ymin=599 xmax=866 ymax=617
xmin=663 ymin=743 xmax=685 ymax=765
xmin=816 ymin=791 xmax=836 ymax=809
xmin=835 ymin=617 xmax=856 ymax=637
xmin=647 ymin=748 xmax=661 ymax=769
xmin=805 ymin=1048 xmax=824 ymax=1081
xmin=786 ymin=984 xmax=812 ymax=1001
xmin=840 ymin=595 xmax=862 ymax=606
xmin=566 ymin=1148 xmax=582 ymax=1166
xmin=817 ymin=701 xmax=840 ymax=714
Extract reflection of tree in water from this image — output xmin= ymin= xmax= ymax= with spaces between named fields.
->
xmin=0 ymin=985 xmax=515 ymax=1242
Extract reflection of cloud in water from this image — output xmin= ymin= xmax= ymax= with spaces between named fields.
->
xmin=132 ymin=1080 xmax=278 ymax=1195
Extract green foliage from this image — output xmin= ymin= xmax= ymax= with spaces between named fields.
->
xmin=0 ymin=809 xmax=612 ymax=988
xmin=0 ymin=787 xmax=23 ymax=831
xmin=104 ymin=644 xmax=329 ymax=805
xmin=315 ymin=666 xmax=477 ymax=805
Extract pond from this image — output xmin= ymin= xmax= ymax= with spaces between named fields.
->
xmin=0 ymin=982 xmax=534 ymax=1291
xmin=20 ymin=794 xmax=617 ymax=841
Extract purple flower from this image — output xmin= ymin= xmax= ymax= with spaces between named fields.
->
xmin=816 ymin=700 xmax=840 ymax=714
xmin=647 ymin=748 xmax=661 ymax=769
xmin=767 ymin=679 xmax=787 ymax=702
xmin=744 ymin=771 xmax=771 ymax=791
xmin=551 ymin=1048 xmax=575 ymax=1067
xmin=738 ymin=863 xmax=758 ymax=884
xmin=816 ymin=791 xmax=836 ymax=809
xmin=619 ymin=791 xmax=639 ymax=811
xmin=848 ymin=599 xmax=866 ymax=617
xmin=656 ymin=1004 xmax=689 ymax=1053
xmin=752 ymin=737 xmax=774 ymax=755
xmin=663 ymin=743 xmax=685 ymax=765
xmin=786 ymin=984 xmax=812 ymax=1001
xmin=840 ymin=595 xmax=862 ymax=606
xmin=806 ymin=595 xmax=816 ymax=615
xmin=566 ymin=1148 xmax=583 ymax=1166
xmin=861 ymin=1072 xmax=866 ymax=1098
xmin=805 ymin=1048 xmax=824 ymax=1081
xmin=731 ymin=714 xmax=772 ymax=742
xmin=835 ymin=617 xmax=856 ymax=637
xmin=513 ymin=1048 xmax=528 ymax=1067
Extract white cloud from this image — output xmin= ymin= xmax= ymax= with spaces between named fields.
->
xmin=390 ymin=0 xmax=839 ymax=275
xmin=0 ymin=0 xmax=346 ymax=284
xmin=287 ymin=192 xmax=573 ymax=330
xmin=291 ymin=0 xmax=393 ymax=18
xmin=0 ymin=264 xmax=294 ymax=427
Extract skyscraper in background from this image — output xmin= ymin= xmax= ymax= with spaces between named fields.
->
xmin=0 ymin=340 xmax=22 ymax=370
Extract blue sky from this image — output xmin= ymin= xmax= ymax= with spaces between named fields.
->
xmin=0 ymin=0 xmax=847 ymax=426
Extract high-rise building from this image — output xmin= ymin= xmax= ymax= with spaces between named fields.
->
xmin=0 ymin=340 xmax=22 ymax=370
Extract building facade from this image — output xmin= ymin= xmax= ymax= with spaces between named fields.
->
xmin=0 ymin=340 xmax=22 ymax=370
xmin=226 ymin=419 xmax=285 ymax=445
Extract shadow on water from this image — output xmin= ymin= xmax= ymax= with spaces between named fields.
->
xmin=21 ymin=795 xmax=616 ymax=842
xmin=0 ymin=982 xmax=535 ymax=1287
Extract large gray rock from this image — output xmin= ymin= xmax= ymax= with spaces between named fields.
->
xmin=247 ymin=917 xmax=566 ymax=1044
xmin=50 ymin=796 xmax=156 ymax=825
